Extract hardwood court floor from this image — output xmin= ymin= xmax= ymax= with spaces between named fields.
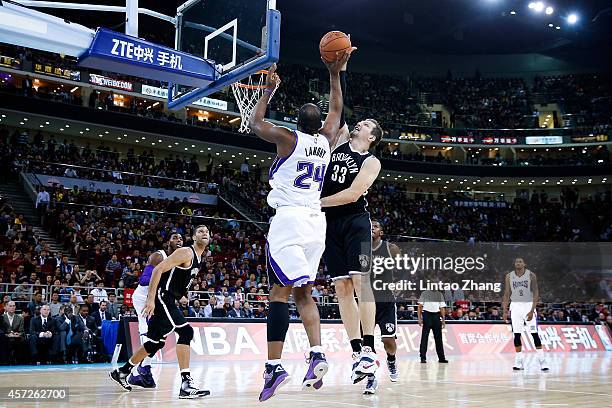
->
xmin=0 ymin=352 xmax=610 ymax=407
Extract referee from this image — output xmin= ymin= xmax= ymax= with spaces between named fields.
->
xmin=417 ymin=290 xmax=448 ymax=364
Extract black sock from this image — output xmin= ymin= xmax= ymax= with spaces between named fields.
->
xmin=350 ymin=339 xmax=362 ymax=353
xmin=181 ymin=371 xmax=191 ymax=381
xmin=120 ymin=360 xmax=134 ymax=374
xmin=387 ymin=353 xmax=396 ymax=362
xmin=363 ymin=335 xmax=375 ymax=352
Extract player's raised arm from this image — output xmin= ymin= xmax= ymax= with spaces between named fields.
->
xmin=248 ymin=64 xmax=296 ymax=156
xmin=144 ymin=247 xmax=193 ymax=317
xmin=333 ymin=56 xmax=352 ymax=149
xmin=320 ymin=156 xmax=381 ymax=207
xmin=320 ymin=49 xmax=355 ymax=146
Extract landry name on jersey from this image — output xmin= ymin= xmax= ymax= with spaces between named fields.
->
xmin=267 ymin=129 xmax=331 ymax=210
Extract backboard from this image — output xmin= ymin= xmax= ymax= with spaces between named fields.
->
xmin=0 ymin=0 xmax=279 ymax=110
xmin=168 ymin=0 xmax=280 ymax=110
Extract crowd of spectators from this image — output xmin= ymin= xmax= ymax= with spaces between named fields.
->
xmin=3 ymin=44 xmax=612 ymax=132
xmin=0 ymin=48 xmax=611 ymax=365
xmin=533 ymin=73 xmax=612 ymax=127
xmin=1 ymin=126 xmax=221 ymax=193
xmin=369 ymin=182 xmax=612 ymax=242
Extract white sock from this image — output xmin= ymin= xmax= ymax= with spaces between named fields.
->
xmin=536 ymin=348 xmax=544 ymax=356
xmin=141 ymin=356 xmax=152 ymax=367
xmin=515 ymin=352 xmax=523 ymax=359
xmin=310 ymin=346 xmax=323 ymax=354
xmin=267 ymin=359 xmax=282 ymax=366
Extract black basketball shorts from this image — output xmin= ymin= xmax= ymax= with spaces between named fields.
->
xmin=146 ymin=288 xmax=188 ymax=342
xmin=376 ymin=302 xmax=398 ymax=338
xmin=323 ymin=212 xmax=372 ymax=281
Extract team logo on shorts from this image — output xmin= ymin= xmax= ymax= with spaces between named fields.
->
xmin=386 ymin=323 xmax=395 ymax=333
xmin=359 ymin=254 xmax=370 ymax=269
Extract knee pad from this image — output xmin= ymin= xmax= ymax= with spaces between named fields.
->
xmin=531 ymin=332 xmax=542 ymax=348
xmin=514 ymin=333 xmax=522 ymax=347
xmin=267 ymin=302 xmax=289 ymax=342
xmin=175 ymin=324 xmax=194 ymax=345
xmin=143 ymin=339 xmax=164 ymax=356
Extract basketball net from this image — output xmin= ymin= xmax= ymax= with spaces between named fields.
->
xmin=231 ymin=70 xmax=278 ymax=133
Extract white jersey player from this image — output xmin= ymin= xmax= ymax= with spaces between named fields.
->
xmin=249 ymin=55 xmax=353 ymax=401
xmin=128 ymin=233 xmax=183 ymax=388
xmin=502 ymin=257 xmax=548 ymax=371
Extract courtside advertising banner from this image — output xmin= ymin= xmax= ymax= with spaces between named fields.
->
xmin=128 ymin=321 xmax=611 ymax=363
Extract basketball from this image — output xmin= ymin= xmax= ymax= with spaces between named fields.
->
xmin=319 ymin=31 xmax=352 ymax=63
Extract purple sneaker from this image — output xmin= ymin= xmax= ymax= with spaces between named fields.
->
xmin=302 ymin=352 xmax=328 ymax=391
xmin=128 ymin=364 xmax=156 ymax=388
xmin=259 ymin=363 xmax=290 ymax=402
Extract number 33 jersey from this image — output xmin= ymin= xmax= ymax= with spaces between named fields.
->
xmin=321 ymin=140 xmax=373 ymax=218
xmin=267 ymin=129 xmax=330 ymax=210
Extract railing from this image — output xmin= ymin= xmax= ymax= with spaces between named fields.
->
xmin=2 ymin=283 xmax=608 ymax=323
xmin=0 ymin=282 xmax=120 ymax=307
xmin=25 ymin=160 xmax=218 ymax=194
xmin=186 ymin=289 xmax=610 ymax=321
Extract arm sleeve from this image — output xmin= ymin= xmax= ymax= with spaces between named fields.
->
xmin=339 ymin=71 xmax=347 ymax=128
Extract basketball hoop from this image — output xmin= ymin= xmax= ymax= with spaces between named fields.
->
xmin=231 ymin=70 xmax=278 ymax=133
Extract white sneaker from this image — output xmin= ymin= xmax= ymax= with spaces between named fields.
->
xmin=354 ymin=347 xmax=379 ymax=377
xmin=513 ymin=355 xmax=524 ymax=371
xmin=363 ymin=375 xmax=378 ymax=395
xmin=539 ymin=357 xmax=549 ymax=371
xmin=351 ymin=352 xmax=367 ymax=384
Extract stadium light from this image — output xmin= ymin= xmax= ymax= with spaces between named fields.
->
xmin=528 ymin=2 xmax=536 ymax=9
xmin=545 ymin=6 xmax=553 ymax=15
xmin=567 ymin=13 xmax=578 ymax=24
xmin=533 ymin=2 xmax=544 ymax=12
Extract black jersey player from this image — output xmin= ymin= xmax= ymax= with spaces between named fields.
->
xmin=109 ymin=225 xmax=210 ymax=399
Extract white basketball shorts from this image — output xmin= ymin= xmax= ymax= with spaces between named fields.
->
xmin=132 ymin=284 xmax=149 ymax=338
xmin=266 ymin=206 xmax=326 ymax=288
xmin=510 ymin=302 xmax=538 ymax=334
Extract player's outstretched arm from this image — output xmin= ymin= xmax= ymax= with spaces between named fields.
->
xmin=502 ymin=273 xmax=511 ymax=322
xmin=143 ymin=247 xmax=193 ymax=317
xmin=320 ymin=49 xmax=355 ymax=146
xmin=333 ymin=57 xmax=352 ymax=149
xmin=320 ymin=156 xmax=381 ymax=207
xmin=248 ymin=64 xmax=296 ymax=156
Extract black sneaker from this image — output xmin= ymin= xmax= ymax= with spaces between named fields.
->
xmin=259 ymin=363 xmax=290 ymax=402
xmin=363 ymin=375 xmax=378 ymax=395
xmin=387 ymin=359 xmax=398 ymax=382
xmin=109 ymin=369 xmax=132 ymax=391
xmin=179 ymin=375 xmax=210 ymax=399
